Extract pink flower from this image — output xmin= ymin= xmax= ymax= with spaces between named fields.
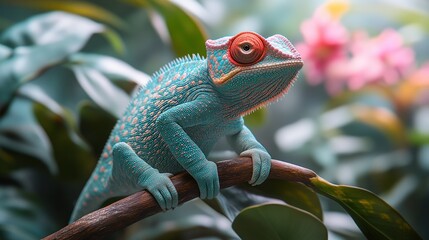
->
xmin=296 ymin=10 xmax=349 ymax=86
xmin=344 ymin=29 xmax=415 ymax=91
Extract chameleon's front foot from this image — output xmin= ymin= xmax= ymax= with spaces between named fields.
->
xmin=111 ymin=142 xmax=178 ymax=211
xmin=240 ymin=149 xmax=271 ymax=186
xmin=138 ymin=169 xmax=178 ymax=210
xmin=191 ymin=161 xmax=220 ymax=199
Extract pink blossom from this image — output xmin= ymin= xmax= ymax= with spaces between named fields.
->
xmin=296 ymin=10 xmax=349 ymax=86
xmin=344 ymin=29 xmax=415 ymax=91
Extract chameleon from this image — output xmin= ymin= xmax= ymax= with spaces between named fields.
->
xmin=70 ymin=32 xmax=303 ymax=222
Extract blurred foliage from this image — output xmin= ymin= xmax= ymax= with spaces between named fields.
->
xmin=0 ymin=0 xmax=428 ymax=239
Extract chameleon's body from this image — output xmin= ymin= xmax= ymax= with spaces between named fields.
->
xmin=70 ymin=32 xmax=302 ymax=222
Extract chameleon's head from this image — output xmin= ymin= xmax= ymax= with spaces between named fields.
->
xmin=206 ymin=32 xmax=303 ymax=117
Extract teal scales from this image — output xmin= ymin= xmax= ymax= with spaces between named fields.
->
xmin=70 ymin=32 xmax=303 ymax=222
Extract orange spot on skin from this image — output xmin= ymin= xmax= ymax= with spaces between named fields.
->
xmin=115 ymin=136 xmax=120 ymax=142
xmin=180 ymin=73 xmax=187 ymax=80
xmin=169 ymin=86 xmax=176 ymax=93
xmin=122 ymin=130 xmax=129 ymax=136
xmin=93 ymin=174 xmax=99 ymax=180
xmin=132 ymin=117 xmax=138 ymax=124
xmin=100 ymin=166 xmax=106 ymax=173
xmin=158 ymin=73 xmax=164 ymax=82
xmin=173 ymin=73 xmax=180 ymax=80
xmin=102 ymin=152 xmax=108 ymax=158
xmin=120 ymin=124 xmax=125 ymax=130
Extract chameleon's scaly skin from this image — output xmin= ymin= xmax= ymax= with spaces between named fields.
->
xmin=70 ymin=32 xmax=302 ymax=222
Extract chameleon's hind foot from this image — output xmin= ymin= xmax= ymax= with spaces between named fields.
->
xmin=112 ymin=142 xmax=178 ymax=210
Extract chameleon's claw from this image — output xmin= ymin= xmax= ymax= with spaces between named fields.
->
xmin=240 ymin=149 xmax=271 ymax=186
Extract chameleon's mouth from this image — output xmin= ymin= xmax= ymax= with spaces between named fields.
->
xmin=212 ymin=59 xmax=303 ymax=85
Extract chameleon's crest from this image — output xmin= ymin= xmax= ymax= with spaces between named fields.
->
xmin=151 ymin=54 xmax=204 ymax=80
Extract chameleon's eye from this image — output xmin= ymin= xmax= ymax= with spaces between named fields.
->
xmin=229 ymin=32 xmax=266 ymax=66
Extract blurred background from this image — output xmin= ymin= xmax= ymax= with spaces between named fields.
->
xmin=0 ymin=0 xmax=428 ymax=239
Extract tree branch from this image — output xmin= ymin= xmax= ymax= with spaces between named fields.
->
xmin=43 ymin=157 xmax=317 ymax=240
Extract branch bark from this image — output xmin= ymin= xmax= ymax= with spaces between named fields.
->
xmin=43 ymin=157 xmax=317 ymax=240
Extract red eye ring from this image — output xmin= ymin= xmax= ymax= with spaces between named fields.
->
xmin=228 ymin=32 xmax=266 ymax=66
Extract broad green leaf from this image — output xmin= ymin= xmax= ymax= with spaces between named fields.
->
xmin=147 ymin=0 xmax=207 ymax=57
xmin=244 ymin=108 xmax=267 ymax=127
xmin=0 ymin=187 xmax=56 ymax=240
xmin=18 ymin=84 xmax=64 ymax=116
xmin=247 ymin=179 xmax=323 ymax=221
xmin=310 ymin=176 xmax=422 ymax=240
xmin=1 ymin=11 xmax=103 ymax=47
xmin=78 ymin=101 xmax=116 ymax=155
xmin=68 ymin=53 xmax=150 ymax=87
xmin=33 ymin=103 xmax=96 ymax=181
xmin=232 ymin=203 xmax=327 ymax=240
xmin=72 ymin=66 xmax=130 ymax=118
xmin=0 ymin=98 xmax=56 ymax=174
xmin=5 ymin=0 xmax=126 ymax=29
xmin=0 ymin=12 xmax=104 ymax=111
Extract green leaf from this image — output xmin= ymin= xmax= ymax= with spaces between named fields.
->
xmin=33 ymin=103 xmax=96 ymax=181
xmin=244 ymin=108 xmax=267 ymax=127
xmin=310 ymin=176 xmax=422 ymax=240
xmin=147 ymin=0 xmax=207 ymax=57
xmin=247 ymin=179 xmax=323 ymax=221
xmin=78 ymin=101 xmax=116 ymax=155
xmin=5 ymin=0 xmax=126 ymax=30
xmin=18 ymin=84 xmax=64 ymax=116
xmin=0 ymin=187 xmax=56 ymax=240
xmin=68 ymin=53 xmax=150 ymax=87
xmin=0 ymin=98 xmax=56 ymax=174
xmin=72 ymin=65 xmax=130 ymax=118
xmin=232 ymin=203 xmax=327 ymax=240
xmin=1 ymin=11 xmax=104 ymax=48
xmin=0 ymin=12 xmax=104 ymax=111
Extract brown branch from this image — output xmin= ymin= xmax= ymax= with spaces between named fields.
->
xmin=43 ymin=157 xmax=317 ymax=240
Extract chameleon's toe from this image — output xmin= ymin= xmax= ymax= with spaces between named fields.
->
xmin=140 ymin=170 xmax=178 ymax=211
xmin=194 ymin=161 xmax=219 ymax=199
xmin=240 ymin=149 xmax=271 ymax=186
